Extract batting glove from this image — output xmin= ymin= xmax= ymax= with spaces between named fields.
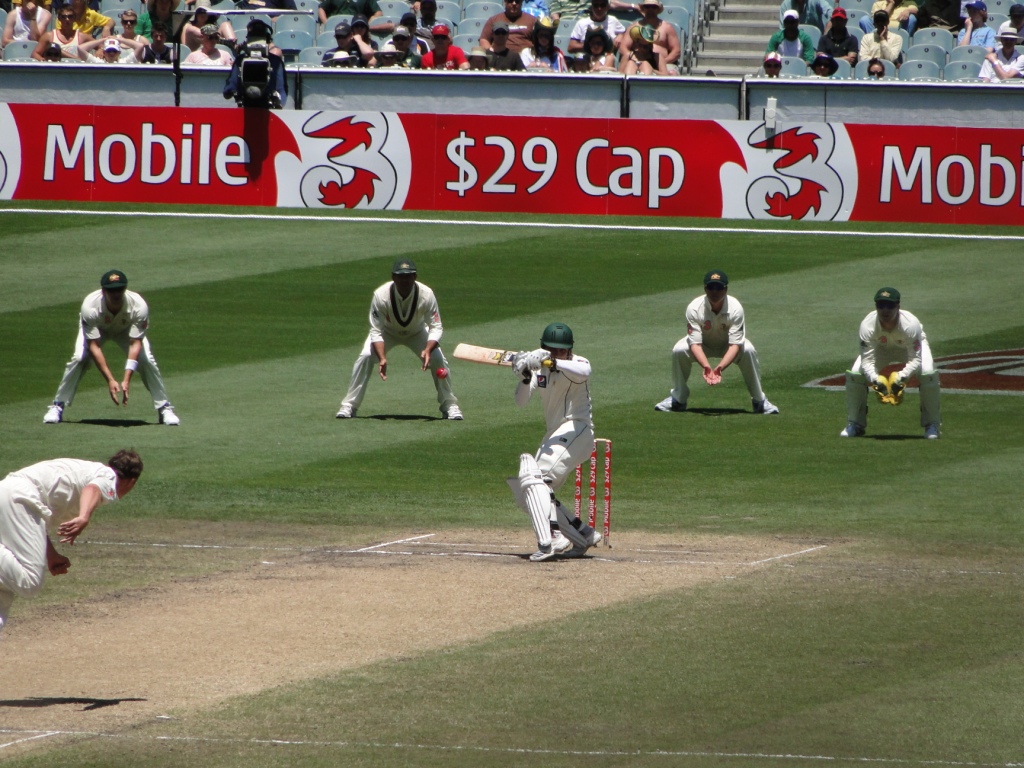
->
xmin=525 ymin=349 xmax=550 ymax=372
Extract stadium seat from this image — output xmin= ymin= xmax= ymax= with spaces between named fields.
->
xmin=898 ymin=59 xmax=942 ymax=80
xmin=554 ymin=31 xmax=569 ymax=49
xmin=456 ymin=16 xmax=485 ymax=35
xmin=904 ymin=43 xmax=947 ymax=68
xmin=662 ymin=5 xmax=691 ymax=44
xmin=435 ymin=1 xmax=462 ymax=20
xmin=2 ymin=40 xmax=36 ymax=60
xmin=949 ymin=44 xmax=988 ymax=64
xmin=894 ymin=26 xmax=910 ymax=50
xmin=231 ymin=12 xmax=273 ymax=34
xmin=842 ymin=0 xmax=874 ymax=10
xmin=845 ymin=8 xmax=868 ymax=27
xmin=275 ymin=29 xmax=313 ymax=55
xmin=452 ymin=31 xmax=478 ymax=49
xmin=780 ymin=55 xmax=809 ymax=76
xmin=944 ymin=60 xmax=983 ymax=79
xmin=911 ymin=27 xmax=953 ymax=51
xmin=848 ymin=26 xmax=864 ymax=46
xmin=99 ymin=0 xmax=144 ymax=14
xmin=799 ymin=24 xmax=821 ymax=48
xmin=461 ymin=1 xmax=502 ymax=20
xmin=854 ymin=58 xmax=895 ymax=78
xmin=275 ymin=13 xmax=317 ymax=36
xmin=986 ymin=13 xmax=1008 ymax=30
xmin=379 ymin=0 xmax=411 ymax=14
xmin=832 ymin=57 xmax=852 ymax=78
xmin=296 ymin=45 xmax=329 ymax=65
xmin=316 ymin=30 xmax=339 ymax=46
xmin=209 ymin=0 xmax=238 ymax=11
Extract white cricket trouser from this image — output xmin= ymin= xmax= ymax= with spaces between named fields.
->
xmin=536 ymin=420 xmax=595 ymax=493
xmin=0 ymin=480 xmax=50 ymax=634
xmin=845 ymin=351 xmax=941 ymax=428
xmin=341 ymin=329 xmax=458 ymax=412
xmin=670 ymin=339 xmax=766 ymax=405
xmin=53 ymin=329 xmax=170 ymax=409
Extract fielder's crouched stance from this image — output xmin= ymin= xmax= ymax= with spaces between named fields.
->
xmin=0 ymin=450 xmax=143 ymax=633
xmin=841 ymin=287 xmax=941 ymax=439
xmin=507 ymin=323 xmax=602 ymax=562
xmin=337 ymin=259 xmax=462 ymax=420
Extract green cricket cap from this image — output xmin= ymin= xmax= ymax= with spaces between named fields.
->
xmin=874 ymin=287 xmax=900 ymax=303
xmin=100 ymin=269 xmax=128 ymax=289
xmin=392 ymin=259 xmax=417 ymax=275
xmin=703 ymin=270 xmax=728 ymax=287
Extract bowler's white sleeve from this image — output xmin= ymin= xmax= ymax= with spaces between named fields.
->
xmin=422 ymin=289 xmax=443 ymax=343
xmin=685 ymin=297 xmax=704 ymax=346
xmin=127 ymin=294 xmax=150 ymax=339
xmin=858 ymin=313 xmax=880 ymax=380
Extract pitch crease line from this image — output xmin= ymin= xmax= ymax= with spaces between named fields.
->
xmin=0 ymin=732 xmax=61 ymax=750
xmin=748 ymin=545 xmax=828 ymax=565
xmin=3 ymin=209 xmax=1023 ymax=242
xmin=352 ymin=534 xmax=435 ymax=552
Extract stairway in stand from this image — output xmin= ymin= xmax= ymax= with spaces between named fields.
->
xmin=694 ymin=0 xmax=782 ymax=76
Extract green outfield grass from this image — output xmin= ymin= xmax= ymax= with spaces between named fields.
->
xmin=1 ymin=204 xmax=1022 ymax=767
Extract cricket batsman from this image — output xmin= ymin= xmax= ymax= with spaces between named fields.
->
xmin=508 ymin=323 xmax=602 ymax=561
xmin=841 ymin=287 xmax=942 ymax=439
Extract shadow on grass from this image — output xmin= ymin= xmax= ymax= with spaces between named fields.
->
xmin=367 ymin=414 xmax=443 ymax=421
xmin=76 ymin=418 xmax=152 ymax=428
xmin=685 ymin=407 xmax=750 ymax=416
xmin=869 ymin=434 xmax=924 ymax=441
xmin=0 ymin=696 xmax=147 ymax=711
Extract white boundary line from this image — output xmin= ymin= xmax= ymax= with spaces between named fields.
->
xmin=0 ymin=732 xmax=61 ymax=750
xmin=0 ymin=729 xmax=1019 ymax=766
xmin=2 ymin=208 xmax=1024 ymax=242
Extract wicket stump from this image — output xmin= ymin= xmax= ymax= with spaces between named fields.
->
xmin=573 ymin=438 xmax=611 ymax=546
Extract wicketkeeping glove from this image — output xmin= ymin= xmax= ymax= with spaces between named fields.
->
xmin=872 ymin=375 xmax=891 ymax=403
xmin=888 ymin=372 xmax=905 ymax=406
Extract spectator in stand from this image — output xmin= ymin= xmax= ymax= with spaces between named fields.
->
xmin=184 ymin=23 xmax=234 ymax=64
xmin=915 ymin=0 xmax=959 ymax=29
xmin=32 ymin=5 xmax=92 ymax=59
xmin=761 ymin=50 xmax=783 ymax=74
xmin=487 ymin=20 xmax=527 ymax=68
xmin=350 ymin=14 xmax=380 ymax=58
xmin=767 ymin=9 xmax=815 ymax=64
xmin=523 ymin=0 xmax=550 ymax=20
xmin=79 ymin=35 xmax=138 ymax=61
xmin=818 ymin=5 xmax=858 ymax=63
xmin=116 ymin=10 xmax=151 ymax=51
xmin=386 ymin=22 xmax=423 ymax=64
xmin=979 ymin=21 xmax=1024 ymax=79
xmin=576 ymin=24 xmax=617 ymax=69
xmin=139 ymin=20 xmax=175 ymax=62
xmin=521 ymin=15 xmax=568 ymax=69
xmin=859 ymin=9 xmax=902 ymax=63
xmin=1008 ymin=4 xmax=1024 ymax=35
xmin=3 ymin=0 xmax=50 ymax=47
xmin=957 ymin=1 xmax=996 ymax=50
xmin=467 ymin=45 xmax=490 ymax=67
xmin=858 ymin=0 xmax=917 ymax=36
xmin=619 ymin=22 xmax=671 ymax=73
xmin=67 ymin=0 xmax=113 ymax=37
xmin=568 ymin=0 xmax=625 ymax=53
xmin=40 ymin=41 xmax=65 ymax=60
xmin=810 ymin=49 xmax=838 ymax=74
xmin=317 ymin=0 xmax=379 ymax=26
xmin=480 ymin=0 xmax=538 ymax=54
xmin=395 ymin=10 xmax=428 ymax=54
xmin=137 ymin=0 xmax=177 ymax=40
xmin=183 ymin=5 xmax=234 ymax=51
xmin=408 ymin=1 xmax=438 ymax=49
xmin=549 ymin=0 xmax=588 ymax=24
xmin=865 ymin=55 xmax=886 ymax=76
xmin=422 ymin=22 xmax=468 ymax=68
xmin=778 ymin=0 xmax=832 ymax=32
xmin=620 ymin=0 xmax=680 ymax=72
xmin=375 ymin=40 xmax=403 ymax=65
xmin=321 ymin=20 xmax=376 ymax=65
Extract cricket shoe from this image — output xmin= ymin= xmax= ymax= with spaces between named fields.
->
xmin=529 ymin=533 xmax=572 ymax=562
xmin=753 ymin=398 xmax=780 ymax=415
xmin=565 ymin=529 xmax=603 ymax=558
xmin=654 ymin=396 xmax=686 ymax=412
xmin=43 ymin=402 xmax=64 ymax=424
xmin=839 ymin=422 xmax=865 ymax=438
xmin=924 ymin=423 xmax=940 ymax=440
xmin=335 ymin=404 xmax=355 ymax=419
xmin=444 ymin=405 xmax=464 ymax=421
xmin=158 ymin=404 xmax=180 ymax=426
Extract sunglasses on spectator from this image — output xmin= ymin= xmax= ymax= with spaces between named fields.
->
xmin=764 ymin=61 xmax=781 ymax=68
xmin=432 ymin=34 xmax=447 ymax=39
xmin=493 ymin=28 xmax=508 ymax=33
xmin=122 ymin=18 xmax=136 ymax=23
xmin=59 ymin=13 xmax=75 ymax=19
xmin=869 ymin=68 xmax=884 ymax=76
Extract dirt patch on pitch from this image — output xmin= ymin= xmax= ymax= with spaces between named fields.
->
xmin=0 ymin=530 xmax=826 ymax=750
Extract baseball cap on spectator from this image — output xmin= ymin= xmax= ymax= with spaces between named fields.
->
xmin=351 ymin=14 xmax=369 ymax=27
xmin=1011 ymin=3 xmax=1024 ymax=14
xmin=200 ymin=23 xmax=218 ymax=35
xmin=703 ymin=270 xmax=728 ymax=287
xmin=873 ymin=8 xmax=889 ymax=22
xmin=103 ymin=38 xmax=122 ymax=51
xmin=399 ymin=11 xmax=416 ymax=27
xmin=964 ymin=0 xmax=986 ymax=10
xmin=492 ymin=20 xmax=510 ymax=32
xmin=812 ymin=51 xmax=838 ymax=74
xmin=763 ymin=51 xmax=782 ymax=63
xmin=44 ymin=42 xmax=62 ymax=58
xmin=996 ymin=19 xmax=1021 ymax=38
xmin=392 ymin=24 xmax=411 ymax=37
xmin=334 ymin=21 xmax=352 ymax=35
xmin=782 ymin=9 xmax=799 ymax=21
xmin=831 ymin=6 xmax=847 ymax=19
xmin=431 ymin=23 xmax=450 ymax=36
xmin=101 ymin=269 xmax=128 ymax=289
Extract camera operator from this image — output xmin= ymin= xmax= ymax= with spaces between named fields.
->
xmin=223 ymin=19 xmax=287 ymax=109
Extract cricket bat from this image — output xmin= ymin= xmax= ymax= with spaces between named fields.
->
xmin=453 ymin=344 xmax=554 ymax=368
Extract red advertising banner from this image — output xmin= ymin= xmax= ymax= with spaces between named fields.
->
xmin=0 ymin=103 xmax=1021 ymax=225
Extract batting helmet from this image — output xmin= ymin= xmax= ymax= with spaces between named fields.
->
xmin=541 ymin=322 xmax=574 ymax=350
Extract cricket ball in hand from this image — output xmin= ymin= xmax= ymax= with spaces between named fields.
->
xmin=436 ymin=367 xmax=449 ymax=379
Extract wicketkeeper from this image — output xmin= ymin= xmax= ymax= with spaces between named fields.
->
xmin=841 ymin=287 xmax=942 ymax=439
xmin=507 ymin=323 xmax=602 ymax=561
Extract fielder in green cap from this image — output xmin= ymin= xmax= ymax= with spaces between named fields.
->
xmin=655 ymin=270 xmax=779 ymax=415
xmin=336 ymin=260 xmax=462 ymax=420
xmin=841 ymin=287 xmax=941 ymax=439
xmin=44 ymin=271 xmax=180 ymax=426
